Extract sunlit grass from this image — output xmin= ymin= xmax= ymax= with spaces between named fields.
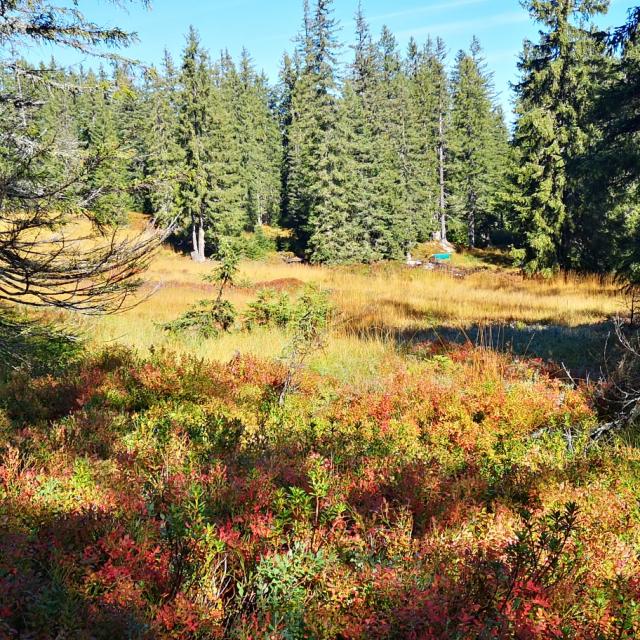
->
xmin=66 ymin=228 xmax=622 ymax=382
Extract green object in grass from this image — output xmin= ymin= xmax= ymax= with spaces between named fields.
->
xmin=432 ymin=253 xmax=452 ymax=261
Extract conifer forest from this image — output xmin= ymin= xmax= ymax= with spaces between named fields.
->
xmin=3 ymin=1 xmax=640 ymax=638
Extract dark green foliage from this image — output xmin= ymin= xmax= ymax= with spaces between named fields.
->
xmin=174 ymin=28 xmax=219 ymax=261
xmin=3 ymin=1 xmax=516 ymax=268
xmin=510 ymin=0 xmax=611 ymax=275
xmin=278 ymin=285 xmax=333 ymax=404
xmin=584 ymin=8 xmax=640 ymax=279
xmin=8 ymin=0 xmax=640 ymax=279
xmin=143 ymin=52 xmax=184 ymax=224
xmin=240 ymin=227 xmax=277 ymax=260
xmin=243 ymin=284 xmax=332 ymax=334
xmin=112 ymin=65 xmax=148 ymax=212
xmin=404 ymin=38 xmax=445 ymax=244
xmin=77 ymin=71 xmax=133 ymax=225
xmin=448 ymin=38 xmax=510 ymax=247
xmin=280 ymin=4 xmax=509 ymax=263
xmin=234 ymin=50 xmax=282 ymax=228
xmin=0 ymin=308 xmax=83 ymax=379
xmin=162 ymin=299 xmax=237 ymax=339
xmin=244 ymin=289 xmax=296 ymax=330
xmin=285 ymin=0 xmax=345 ymax=261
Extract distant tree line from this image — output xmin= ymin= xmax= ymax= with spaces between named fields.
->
xmin=6 ymin=0 xmax=639 ymax=276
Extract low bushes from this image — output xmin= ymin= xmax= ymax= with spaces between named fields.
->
xmin=0 ymin=343 xmax=639 ymax=638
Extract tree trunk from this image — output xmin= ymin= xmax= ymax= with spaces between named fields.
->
xmin=468 ymin=193 xmax=477 ymax=248
xmin=256 ymin=194 xmax=263 ymax=227
xmin=192 ymin=221 xmax=198 ymax=257
xmin=191 ymin=216 xmax=206 ymax=263
xmin=438 ymin=128 xmax=447 ymax=242
xmin=197 ymin=215 xmax=206 ymax=262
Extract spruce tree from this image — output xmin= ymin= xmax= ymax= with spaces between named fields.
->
xmin=404 ymin=37 xmax=445 ymax=244
xmin=287 ymin=0 xmax=350 ymax=262
xmin=235 ymin=49 xmax=282 ymax=228
xmin=210 ymin=51 xmax=245 ymax=238
xmin=306 ymin=80 xmax=373 ymax=263
xmin=511 ymin=0 xmax=609 ymax=275
xmin=144 ymin=51 xmax=184 ymax=225
xmin=112 ymin=64 xmax=146 ymax=211
xmin=277 ymin=51 xmax=299 ymax=232
xmin=433 ymin=39 xmax=450 ymax=244
xmin=78 ymin=69 xmax=132 ymax=225
xmin=175 ymin=28 xmax=244 ymax=260
xmin=584 ymin=8 xmax=640 ymax=275
xmin=369 ymin=26 xmax=413 ymax=259
xmin=348 ymin=6 xmax=383 ymax=260
xmin=448 ymin=37 xmax=509 ymax=247
xmin=175 ymin=27 xmax=214 ymax=261
xmin=33 ymin=60 xmax=83 ymax=192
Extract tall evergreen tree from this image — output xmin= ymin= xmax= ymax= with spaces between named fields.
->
xmin=112 ymin=64 xmax=147 ymax=211
xmin=368 ymin=25 xmax=413 ymax=259
xmin=448 ymin=37 xmax=509 ymax=247
xmin=33 ymin=60 xmax=83 ymax=191
xmin=176 ymin=28 xmax=244 ymax=261
xmin=175 ymin=28 xmax=213 ymax=261
xmin=144 ymin=51 xmax=184 ymax=224
xmin=511 ymin=0 xmax=609 ymax=275
xmin=211 ymin=51 xmax=245 ymax=238
xmin=433 ymin=39 xmax=450 ymax=244
xmin=235 ymin=49 xmax=282 ymax=227
xmin=405 ymin=37 xmax=447 ymax=244
xmin=287 ymin=0 xmax=350 ymax=262
xmin=346 ymin=6 xmax=383 ymax=260
xmin=277 ymin=51 xmax=299 ymax=230
xmin=77 ymin=69 xmax=132 ymax=225
xmin=592 ymin=8 xmax=640 ymax=281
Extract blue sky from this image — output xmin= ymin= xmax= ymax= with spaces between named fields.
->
xmin=28 ymin=0 xmax=634 ymax=116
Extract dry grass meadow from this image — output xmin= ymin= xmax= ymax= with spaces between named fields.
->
xmin=60 ymin=217 xmax=623 ymax=381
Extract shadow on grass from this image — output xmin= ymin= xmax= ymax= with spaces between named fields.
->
xmin=348 ymin=318 xmax=618 ymax=379
xmin=460 ymin=247 xmax=515 ymax=269
xmin=0 ymin=307 xmax=83 ymax=380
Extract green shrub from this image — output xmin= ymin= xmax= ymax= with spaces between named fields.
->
xmin=241 ymin=227 xmax=277 ymax=260
xmin=163 ymin=299 xmax=237 ymax=338
xmin=251 ymin=545 xmax=328 ymax=639
xmin=244 ymin=289 xmax=295 ymax=330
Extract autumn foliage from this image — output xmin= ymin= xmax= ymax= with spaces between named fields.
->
xmin=1 ymin=344 xmax=639 ymax=639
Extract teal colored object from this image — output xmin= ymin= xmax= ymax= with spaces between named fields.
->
xmin=432 ymin=253 xmax=452 ymax=261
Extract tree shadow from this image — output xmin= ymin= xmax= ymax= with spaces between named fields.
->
xmin=0 ymin=307 xmax=83 ymax=380
xmin=461 ymin=247 xmax=515 ymax=268
xmin=379 ymin=299 xmax=440 ymax=321
xmin=0 ymin=505 xmax=149 ymax=639
xmin=346 ymin=312 xmax=618 ymax=379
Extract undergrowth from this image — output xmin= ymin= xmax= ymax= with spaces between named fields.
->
xmin=1 ymin=341 xmax=639 ymax=638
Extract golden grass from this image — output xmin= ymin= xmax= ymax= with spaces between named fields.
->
xmin=47 ymin=212 xmax=620 ymax=377
xmin=62 ymin=231 xmax=621 ymax=383
xmin=329 ymin=265 xmax=621 ymax=337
